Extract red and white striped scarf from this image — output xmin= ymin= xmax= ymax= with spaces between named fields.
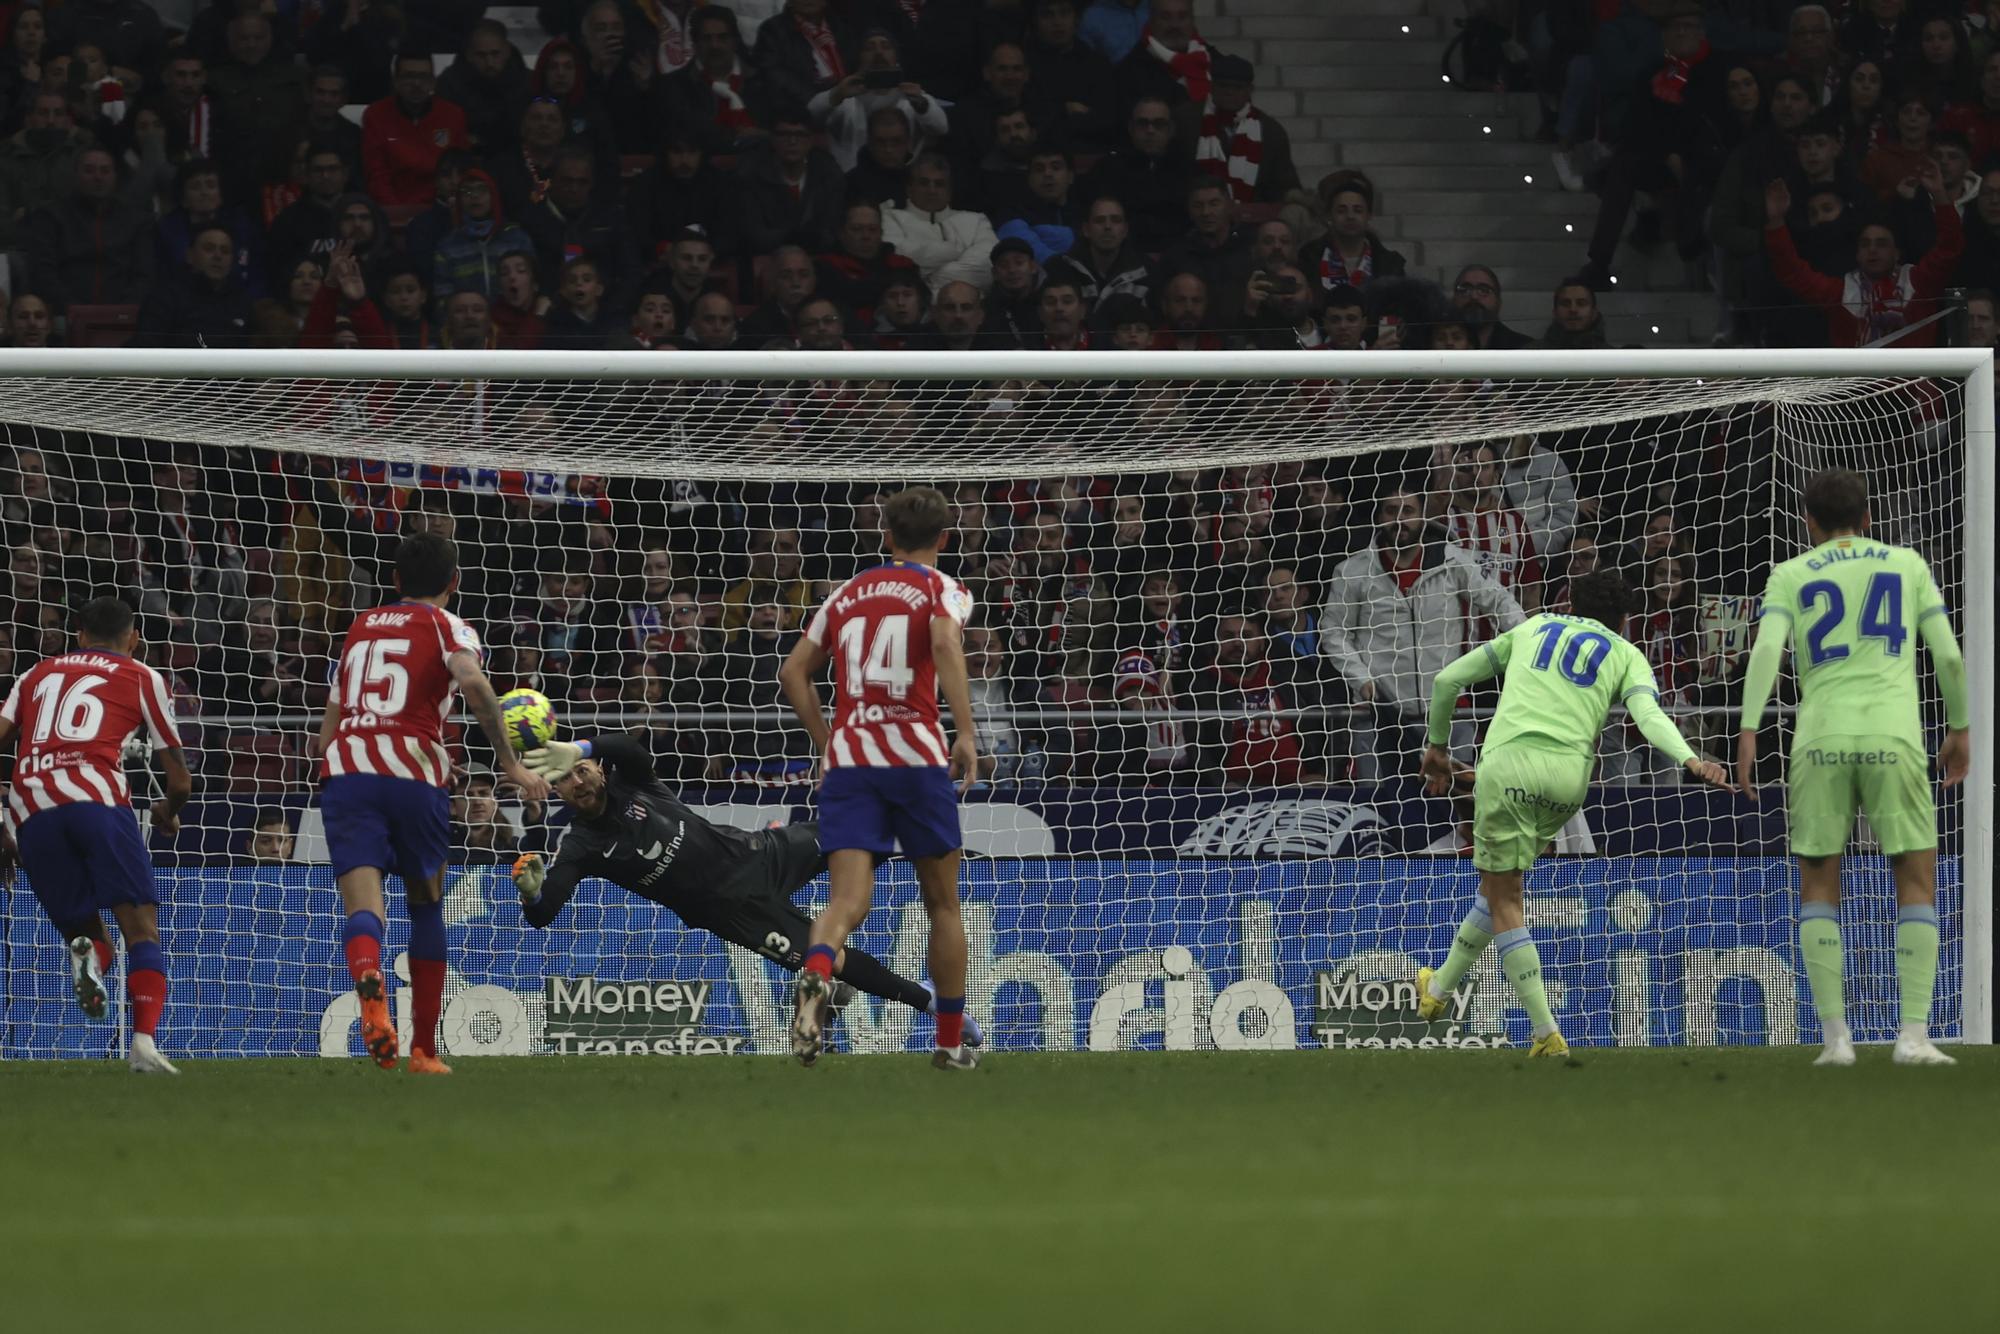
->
xmin=637 ymin=0 xmax=702 ymax=73
xmin=796 ymin=17 xmax=845 ymax=83
xmin=710 ymin=71 xmax=754 ymax=129
xmin=1144 ymin=28 xmax=1209 ymax=103
xmin=185 ymin=96 xmax=212 ymax=157
xmin=1195 ymin=99 xmax=1262 ymax=201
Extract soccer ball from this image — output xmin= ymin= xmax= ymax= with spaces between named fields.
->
xmin=499 ymin=688 xmax=557 ymax=753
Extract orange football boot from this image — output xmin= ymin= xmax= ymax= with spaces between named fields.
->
xmin=355 ymin=968 xmax=398 ymax=1068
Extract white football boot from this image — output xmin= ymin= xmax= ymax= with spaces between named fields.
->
xmin=1892 ymin=1027 xmax=1956 ymax=1066
xmin=127 ymin=1033 xmax=179 ymax=1075
xmin=68 ymin=937 xmax=107 ymax=1019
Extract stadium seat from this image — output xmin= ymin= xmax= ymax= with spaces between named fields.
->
xmin=64 ymin=304 xmax=140 ymax=348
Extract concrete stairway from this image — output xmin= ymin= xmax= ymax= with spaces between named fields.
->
xmin=1206 ymin=0 xmax=1719 ymax=345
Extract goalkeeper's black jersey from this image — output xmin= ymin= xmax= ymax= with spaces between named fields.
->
xmin=522 ymin=735 xmax=763 ymax=928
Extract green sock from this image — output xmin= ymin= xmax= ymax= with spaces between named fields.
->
xmin=1797 ymin=905 xmax=1846 ymax=1035
xmin=1895 ymin=906 xmax=1941 ymax=1031
xmin=1494 ymin=927 xmax=1557 ymax=1037
xmin=1430 ymin=896 xmax=1495 ymax=998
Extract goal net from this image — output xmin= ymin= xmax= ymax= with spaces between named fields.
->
xmin=0 ymin=348 xmax=1989 ymax=1059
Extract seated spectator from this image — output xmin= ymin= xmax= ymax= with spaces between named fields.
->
xmin=968 ymin=105 xmax=1040 ymax=216
xmin=361 ymin=53 xmax=469 ymax=208
xmin=685 ymin=290 xmax=744 ymax=349
xmin=1540 ymin=279 xmax=1610 ymax=349
xmin=1116 ymin=0 xmax=1213 ymax=127
xmin=543 ymin=255 xmax=619 ymax=348
xmin=283 ymin=65 xmax=363 ymax=179
xmin=451 ymin=770 xmax=519 ymax=864
xmin=1451 ymin=265 xmax=1535 ymax=349
xmin=1046 ymin=193 xmax=1151 ymax=314
xmin=6 ymin=292 xmax=54 ymax=348
xmin=872 ymin=271 xmax=931 ymax=348
xmin=1955 ymin=168 xmax=2000 ymax=291
xmin=929 ymin=279 xmax=1000 ymax=350
xmin=246 ymin=808 xmax=295 ymax=864
xmin=531 ymin=36 xmax=620 ymax=175
xmin=737 ymin=106 xmax=846 ymax=256
xmin=962 ymin=624 xmax=1041 ymax=783
xmin=154 ymin=156 xmax=262 ymax=296
xmin=1862 ymin=91 xmax=1938 ymax=203
xmin=631 ymin=132 xmax=738 ymax=264
xmin=1968 ymin=286 xmax=1998 ymax=350
xmin=208 ymin=10 xmax=306 ymax=200
xmin=150 ymin=50 xmax=218 ymax=161
xmin=1102 ymin=648 xmax=1191 ymax=784
xmin=1081 ymin=0 xmax=1150 ymax=66
xmin=0 ymin=90 xmax=92 ymax=253
xmin=492 ymin=96 xmax=569 ymax=218
xmin=1026 ymin=0 xmax=1118 ymax=150
xmin=848 ymin=104 xmax=918 ymax=206
xmin=995 ymin=147 xmax=1083 ymax=264
xmin=1195 ymin=53 xmax=1300 ymax=204
xmin=401 ymin=150 xmax=471 ymax=291
xmin=1251 ymin=217 xmax=1297 ymax=268
xmin=753 ymin=0 xmax=860 ymax=113
xmin=1155 ymin=271 xmax=1218 ymax=350
xmin=984 ymin=236 xmax=1044 ymax=340
xmin=1941 ymin=50 xmax=2000 ymax=164
xmin=810 ymin=29 xmax=945 ymax=173
xmin=1187 ymin=610 xmax=1324 ymax=788
xmin=816 ymin=199 xmax=920 ymax=323
xmin=661 ymin=5 xmax=774 ymax=156
xmin=520 ymin=147 xmax=639 ymax=302
xmin=23 ymin=147 xmax=153 ymax=312
xmin=135 ymin=224 xmax=252 ymax=347
xmin=0 ymin=6 xmax=49 ymax=132
xmin=435 ymin=289 xmax=502 ymax=350
xmin=251 ymin=256 xmax=325 ymax=347
xmin=491 ymin=250 xmax=550 ymax=348
xmin=575 ymin=0 xmax=665 ymax=153
xmin=610 ymin=281 xmax=681 ymax=350
xmin=1236 ymin=261 xmax=1316 ymax=349
xmin=1101 ymin=291 xmax=1157 ymax=347
xmin=1083 ymin=96 xmax=1194 ymax=251
xmin=1499 ymin=433 xmax=1579 ymax=562
xmin=959 ymin=40 xmax=1062 ymax=171
xmin=721 ymin=526 xmax=811 ymax=630
xmin=1158 ymin=177 xmax=1254 ymax=325
xmin=1932 ymin=131 xmax=1980 ymax=209
xmin=264 ymin=143 xmax=350 ymax=275
xmin=433 ymin=169 xmax=534 ymax=302
xmin=438 ymin=18 xmax=531 ymax=153
xmin=1709 ymin=73 xmax=1817 ymax=341
xmin=1037 ymin=274 xmax=1091 ymax=349
xmin=790 ymin=294 xmax=853 ymax=349
xmin=882 ymin=153 xmax=999 ymax=293
xmin=1297 ymin=282 xmax=1367 ymax=350
xmin=1301 ymin=171 xmax=1404 ymax=295
xmin=1764 ymin=166 xmax=1962 ymax=345
xmin=1844 ymin=0 xmax=1915 ymax=75
xmin=742 ymin=245 xmax=822 ymax=341
xmin=654 ymin=227 xmax=721 ymax=329
xmin=1838 ymin=59 xmax=1889 ymax=164
xmin=513 ymin=555 xmax=619 ymax=702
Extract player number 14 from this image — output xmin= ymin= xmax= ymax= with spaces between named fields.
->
xmin=837 ymin=615 xmax=914 ymax=699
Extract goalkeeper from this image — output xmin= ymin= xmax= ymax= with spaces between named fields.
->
xmin=512 ymin=733 xmax=978 ymax=1043
xmin=1411 ymin=572 xmax=1731 ymax=1056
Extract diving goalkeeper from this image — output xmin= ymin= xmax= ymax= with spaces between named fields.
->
xmin=1410 ymin=571 xmax=1731 ymax=1056
xmin=512 ymin=733 xmax=980 ymax=1044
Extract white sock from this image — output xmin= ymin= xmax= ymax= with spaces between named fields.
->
xmin=1823 ymin=1017 xmax=1852 ymax=1043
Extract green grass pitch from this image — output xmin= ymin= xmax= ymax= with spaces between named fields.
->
xmin=5 ymin=1048 xmax=1997 ymax=1332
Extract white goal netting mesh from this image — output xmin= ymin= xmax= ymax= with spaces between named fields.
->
xmin=0 ymin=360 xmax=1974 ymax=1059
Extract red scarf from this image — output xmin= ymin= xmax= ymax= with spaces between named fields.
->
xmin=1195 ymin=99 xmax=1262 ymax=201
xmin=711 ymin=70 xmax=755 ymax=130
xmin=1144 ymin=27 xmax=1209 ymax=103
xmin=796 ymin=17 xmax=844 ymax=83
xmin=1650 ymin=39 xmax=1711 ymax=105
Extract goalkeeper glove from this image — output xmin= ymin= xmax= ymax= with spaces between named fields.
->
xmin=512 ymin=853 xmax=546 ymax=903
xmin=524 ymin=740 xmax=585 ymax=780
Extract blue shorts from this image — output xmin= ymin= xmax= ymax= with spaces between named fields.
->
xmin=322 ymin=774 xmax=450 ymax=886
xmin=16 ymin=802 xmax=158 ymax=927
xmin=818 ymin=765 xmax=962 ymax=859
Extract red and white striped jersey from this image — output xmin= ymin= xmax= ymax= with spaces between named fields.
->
xmin=1447 ymin=504 xmax=1543 ymax=595
xmin=805 ymin=561 xmax=974 ymax=769
xmin=321 ymin=602 xmax=481 ymax=788
xmin=1 ymin=650 xmax=181 ymax=826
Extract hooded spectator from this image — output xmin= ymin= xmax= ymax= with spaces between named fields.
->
xmin=433 ymin=168 xmax=536 ymax=302
xmin=361 ymin=53 xmax=470 ymax=207
xmin=438 ymin=19 xmax=533 ymax=152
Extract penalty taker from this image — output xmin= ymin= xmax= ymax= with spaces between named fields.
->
xmin=512 ymin=733 xmax=981 ymax=1048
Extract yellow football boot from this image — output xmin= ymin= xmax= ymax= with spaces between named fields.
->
xmin=1413 ymin=968 xmax=1448 ymax=1022
xmin=1528 ymin=1030 xmax=1570 ymax=1059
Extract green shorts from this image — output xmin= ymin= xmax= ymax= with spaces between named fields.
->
xmin=1786 ymin=735 xmax=1936 ymax=858
xmin=1473 ymin=742 xmax=1591 ymax=874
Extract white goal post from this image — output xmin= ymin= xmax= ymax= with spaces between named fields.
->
xmin=0 ymin=346 xmax=1988 ymax=1057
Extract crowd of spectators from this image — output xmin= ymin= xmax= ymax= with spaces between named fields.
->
xmin=0 ymin=2 xmax=1973 ymax=810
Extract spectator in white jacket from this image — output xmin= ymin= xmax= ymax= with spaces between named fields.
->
xmin=1499 ymin=432 xmax=1579 ymax=562
xmin=1319 ymin=481 xmax=1524 ymax=781
xmin=807 ymin=30 xmax=948 ymax=172
xmin=881 ymin=153 xmax=999 ymax=293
